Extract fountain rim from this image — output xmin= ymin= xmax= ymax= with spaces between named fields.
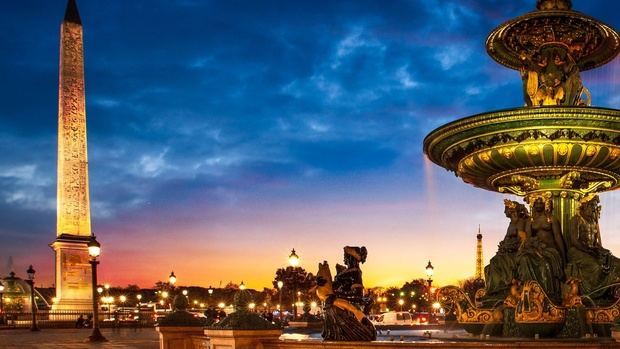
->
xmin=485 ymin=9 xmax=620 ymax=72
xmin=423 ymin=106 xmax=620 ymax=167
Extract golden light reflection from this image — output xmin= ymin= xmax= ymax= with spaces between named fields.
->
xmin=57 ymin=21 xmax=91 ymax=237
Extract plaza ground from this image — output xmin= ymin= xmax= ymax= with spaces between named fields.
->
xmin=1 ymin=326 xmax=618 ymax=348
xmin=0 ymin=328 xmax=159 ymax=349
xmin=0 ymin=326 xmax=463 ymax=348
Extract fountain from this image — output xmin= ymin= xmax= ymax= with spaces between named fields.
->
xmin=424 ymin=0 xmax=620 ymax=338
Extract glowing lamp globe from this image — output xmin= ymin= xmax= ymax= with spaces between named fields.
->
xmin=425 ymin=261 xmax=434 ymax=278
xmin=87 ymin=237 xmax=101 ymax=258
xmin=288 ymin=249 xmax=300 ymax=267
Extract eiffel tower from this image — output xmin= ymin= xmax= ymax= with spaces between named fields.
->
xmin=475 ymin=226 xmax=483 ymax=281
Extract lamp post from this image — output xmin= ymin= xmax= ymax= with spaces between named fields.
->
xmin=167 ymin=271 xmax=176 ymax=310
xmin=288 ymin=249 xmax=300 ymax=319
xmin=0 ymin=281 xmax=4 ymax=314
xmin=425 ymin=260 xmax=434 ymax=313
xmin=161 ymin=291 xmax=169 ymax=310
xmin=87 ymin=236 xmax=107 ymax=342
xmin=26 ymin=265 xmax=39 ymax=331
xmin=277 ymin=280 xmax=283 ymax=322
xmin=208 ymin=286 xmax=213 ymax=307
xmin=168 ymin=271 xmax=176 ymax=290
xmin=0 ymin=281 xmax=4 ymax=326
xmin=288 ymin=249 xmax=299 ymax=267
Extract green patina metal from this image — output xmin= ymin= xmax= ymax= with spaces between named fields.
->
xmin=425 ymin=0 xmax=620 ymax=338
xmin=208 ymin=289 xmax=279 ymax=330
xmin=156 ymin=295 xmax=205 ymax=327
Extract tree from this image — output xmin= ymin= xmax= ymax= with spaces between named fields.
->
xmin=458 ymin=277 xmax=486 ymax=301
xmin=224 ymin=282 xmax=239 ymax=290
xmin=400 ymin=279 xmax=430 ymax=311
xmin=272 ymin=266 xmax=315 ymax=318
xmin=154 ymin=281 xmax=170 ymax=290
xmin=126 ymin=284 xmax=140 ymax=292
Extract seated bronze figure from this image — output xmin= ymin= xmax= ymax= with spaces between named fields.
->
xmin=313 ymin=246 xmax=376 ymax=341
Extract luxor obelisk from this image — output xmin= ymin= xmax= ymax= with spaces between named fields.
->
xmin=50 ymin=0 xmax=94 ymax=311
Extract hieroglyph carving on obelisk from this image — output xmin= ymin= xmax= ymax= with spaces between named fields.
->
xmin=51 ymin=0 xmax=93 ymax=311
xmin=57 ymin=0 xmax=91 ymax=237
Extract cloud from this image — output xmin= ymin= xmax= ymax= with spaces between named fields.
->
xmin=0 ymin=164 xmax=54 ymax=211
xmin=133 ymin=149 xmax=172 ymax=178
xmin=3 ymin=0 xmax=620 ymax=287
xmin=435 ymin=45 xmax=472 ymax=70
xmin=332 ymin=27 xmax=386 ymax=68
xmin=395 ymin=65 xmax=419 ymax=89
xmin=0 ymin=165 xmax=36 ymax=181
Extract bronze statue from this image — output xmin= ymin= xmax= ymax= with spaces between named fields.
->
xmin=517 ymin=195 xmax=566 ymax=301
xmin=520 ymin=44 xmax=589 ymax=107
xmin=484 ymin=200 xmax=528 ymax=302
xmin=313 ymin=246 xmax=376 ymax=341
xmin=567 ymin=195 xmax=620 ymax=299
xmin=536 ymin=0 xmax=572 ymax=11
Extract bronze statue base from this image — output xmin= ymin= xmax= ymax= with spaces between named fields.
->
xmin=439 ymin=281 xmax=620 ymax=338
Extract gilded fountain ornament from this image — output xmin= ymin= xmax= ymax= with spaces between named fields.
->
xmin=425 ymin=0 xmax=620 ymax=338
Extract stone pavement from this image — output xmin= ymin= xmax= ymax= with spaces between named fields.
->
xmin=0 ymin=328 xmax=158 ymax=349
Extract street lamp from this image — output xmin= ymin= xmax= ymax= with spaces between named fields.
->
xmin=168 ymin=271 xmax=177 ymax=287
xmin=0 ymin=281 xmax=4 ymax=315
xmin=87 ymin=236 xmax=107 ymax=342
xmin=181 ymin=290 xmax=189 ymax=308
xmin=288 ymin=249 xmax=300 ymax=267
xmin=208 ymin=286 xmax=213 ymax=307
xmin=239 ymin=281 xmax=246 ymax=291
xmin=288 ymin=249 xmax=300 ymax=319
xmin=168 ymin=271 xmax=177 ymax=304
xmin=277 ymin=281 xmax=284 ymax=322
xmin=25 ymin=265 xmax=39 ymax=331
xmin=161 ymin=291 xmax=170 ymax=310
xmin=425 ymin=260 xmax=434 ymax=313
xmin=398 ymin=299 xmax=404 ymax=311
xmin=106 ymin=296 xmax=113 ymax=319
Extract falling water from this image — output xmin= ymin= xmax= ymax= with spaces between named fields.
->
xmin=581 ymin=57 xmax=620 ymax=250
xmin=5 ymin=256 xmax=14 ymax=275
xmin=422 ymin=154 xmax=436 ymax=211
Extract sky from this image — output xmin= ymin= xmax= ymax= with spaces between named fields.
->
xmin=1 ymin=0 xmax=620 ymax=290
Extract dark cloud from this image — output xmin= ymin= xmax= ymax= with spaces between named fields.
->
xmin=1 ymin=0 xmax=620 ymax=256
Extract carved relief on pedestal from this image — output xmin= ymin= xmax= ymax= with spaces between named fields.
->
xmin=60 ymin=249 xmax=90 ymax=298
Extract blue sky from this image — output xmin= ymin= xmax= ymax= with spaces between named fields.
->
xmin=1 ymin=0 xmax=620 ymax=288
